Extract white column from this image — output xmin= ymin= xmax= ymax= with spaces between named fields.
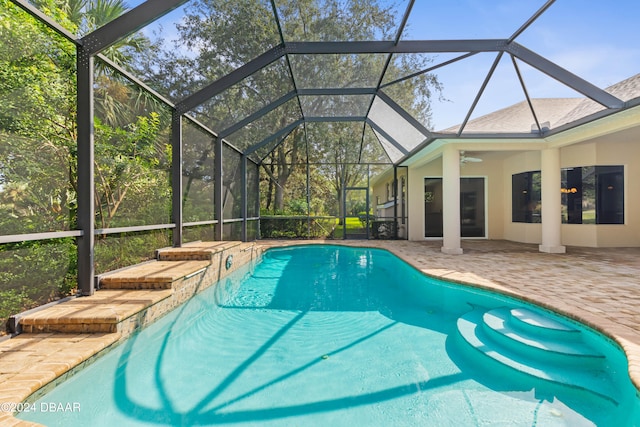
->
xmin=539 ymin=148 xmax=566 ymax=253
xmin=442 ymin=146 xmax=463 ymax=254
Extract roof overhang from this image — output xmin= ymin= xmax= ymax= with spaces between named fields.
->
xmin=400 ymin=101 xmax=640 ymax=169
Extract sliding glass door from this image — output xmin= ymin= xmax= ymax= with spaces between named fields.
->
xmin=424 ymin=177 xmax=486 ymax=238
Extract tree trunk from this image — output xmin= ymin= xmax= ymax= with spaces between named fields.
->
xmin=337 ymin=187 xmax=344 ymax=225
xmin=335 ymin=163 xmax=345 ymax=225
xmin=275 ymin=146 xmax=288 ymax=212
xmin=275 ymin=183 xmax=285 ymax=212
xmin=265 ymin=162 xmax=274 ymax=212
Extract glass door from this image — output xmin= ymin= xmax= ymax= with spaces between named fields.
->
xmin=424 ymin=178 xmax=443 ymax=237
xmin=424 ymin=177 xmax=485 ymax=238
xmin=460 ymin=178 xmax=486 ymax=237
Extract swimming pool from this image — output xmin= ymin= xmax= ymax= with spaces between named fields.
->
xmin=19 ymin=245 xmax=640 ymax=426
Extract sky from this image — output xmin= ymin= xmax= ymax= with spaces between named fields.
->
xmin=123 ymin=0 xmax=640 ymax=131
xmin=403 ymin=0 xmax=640 ymax=129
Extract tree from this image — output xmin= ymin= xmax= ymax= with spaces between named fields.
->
xmin=93 ymin=112 xmax=171 ymax=230
xmin=0 ymin=0 xmax=80 ymax=332
xmin=0 ymin=0 xmax=164 ymax=330
xmin=0 ymin=0 xmax=78 ymax=234
xmin=306 ymin=122 xmax=372 ymax=221
xmin=139 ymin=0 xmax=439 ymax=220
xmin=259 ymin=126 xmax=305 ymax=213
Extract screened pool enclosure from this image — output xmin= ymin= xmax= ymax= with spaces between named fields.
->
xmin=1 ymin=0 xmax=638 ymax=321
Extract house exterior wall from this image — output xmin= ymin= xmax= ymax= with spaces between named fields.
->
xmin=498 ymin=139 xmax=640 ymax=247
xmin=371 ymin=172 xmax=392 ymax=215
xmin=370 ymin=168 xmax=409 ymax=238
xmin=558 ymin=136 xmax=640 ymax=247
xmin=373 ymin=103 xmax=640 ymax=248
xmin=503 ymin=150 xmax=542 ymax=244
xmin=407 ymin=159 xmax=441 ymax=241
xmin=406 ymin=154 xmax=504 ymax=241
xmin=393 ymin=125 xmax=640 ymax=247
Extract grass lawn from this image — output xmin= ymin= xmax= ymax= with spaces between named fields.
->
xmin=332 ymin=216 xmax=366 ymax=239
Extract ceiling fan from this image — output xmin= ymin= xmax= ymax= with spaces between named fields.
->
xmin=460 ymin=151 xmax=483 ymax=164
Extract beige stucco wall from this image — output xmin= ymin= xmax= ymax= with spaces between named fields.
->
xmin=398 ymin=129 xmax=640 ymax=247
xmin=406 ymin=153 xmax=504 ymax=241
xmin=558 ymin=135 xmax=640 ymax=247
xmin=371 ymin=168 xmax=393 ymax=211
xmin=502 ymin=150 xmax=542 ymax=244
xmin=407 ymin=158 xmax=440 ymax=240
xmin=499 ymin=136 xmax=640 ymax=247
xmin=594 ymin=136 xmax=640 ymax=246
xmin=378 ymin=108 xmax=640 ymax=248
xmin=370 ymin=168 xmax=409 ymax=238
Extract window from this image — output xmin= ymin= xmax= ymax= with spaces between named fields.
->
xmin=561 ymin=166 xmax=624 ymax=224
xmin=512 ymin=171 xmax=541 ymax=223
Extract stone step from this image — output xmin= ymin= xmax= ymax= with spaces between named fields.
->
xmin=456 ymin=307 xmax=617 ymax=404
xmin=482 ymin=307 xmax=604 ymax=368
xmin=18 ymin=289 xmax=172 ymax=334
xmin=14 ymin=242 xmax=262 ymax=337
xmin=156 ymin=241 xmax=243 ymax=261
xmin=99 ymin=260 xmax=211 ymax=290
xmin=19 ymin=260 xmax=212 ymax=334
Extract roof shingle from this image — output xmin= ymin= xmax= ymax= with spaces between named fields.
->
xmin=439 ymin=73 xmax=640 ymax=134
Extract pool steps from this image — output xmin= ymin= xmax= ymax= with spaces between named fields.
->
xmin=98 ymin=260 xmax=211 ymax=290
xmin=17 ymin=242 xmax=262 ymax=335
xmin=1 ymin=241 xmax=262 ymax=426
xmin=456 ymin=306 xmax=616 ymax=402
xmin=510 ymin=307 xmax=581 ymax=340
xmin=482 ymin=307 xmax=605 ymax=368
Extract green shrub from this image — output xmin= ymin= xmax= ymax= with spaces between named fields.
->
xmin=0 ymin=288 xmax=31 ymax=327
xmin=0 ymin=238 xmax=76 ymax=333
xmin=260 ymin=216 xmax=337 ymax=239
xmin=94 ymin=229 xmax=171 ymax=274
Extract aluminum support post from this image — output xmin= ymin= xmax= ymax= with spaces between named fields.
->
xmin=77 ymin=48 xmax=95 ymax=295
xmin=241 ymin=155 xmax=248 ymax=242
xmin=214 ymin=137 xmax=224 ymax=241
xmin=171 ymin=111 xmax=183 ymax=247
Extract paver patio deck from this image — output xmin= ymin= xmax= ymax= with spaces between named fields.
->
xmin=1 ymin=239 xmax=639 ymax=426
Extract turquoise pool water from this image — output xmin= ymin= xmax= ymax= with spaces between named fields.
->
xmin=19 ymin=245 xmax=640 ymax=426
